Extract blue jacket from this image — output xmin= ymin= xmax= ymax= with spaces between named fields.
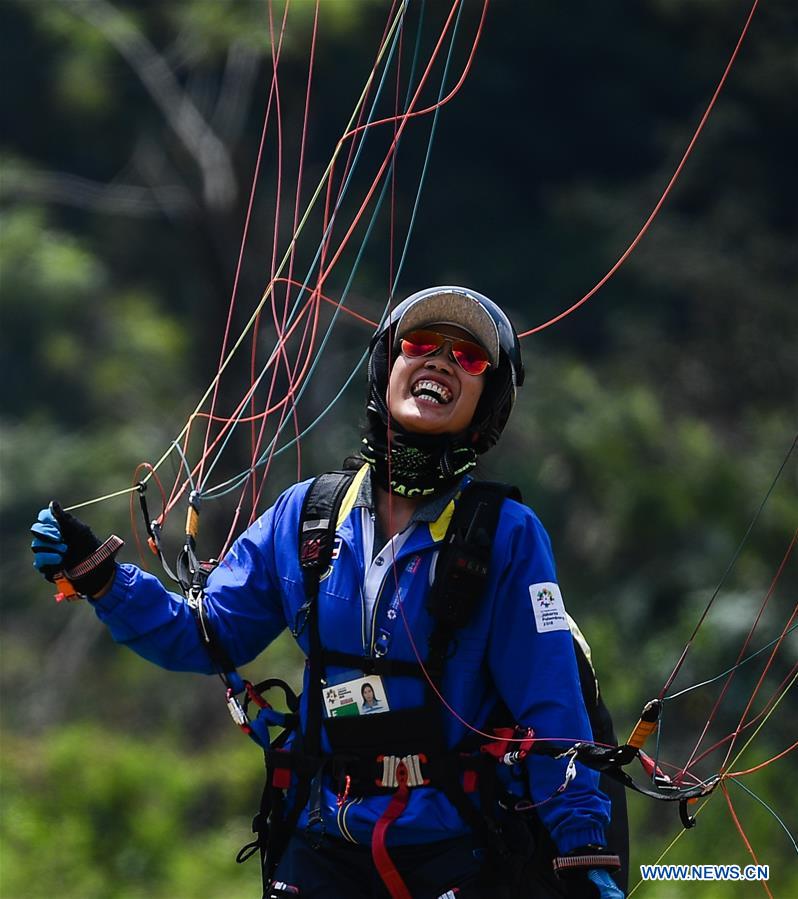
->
xmin=93 ymin=466 xmax=610 ymax=852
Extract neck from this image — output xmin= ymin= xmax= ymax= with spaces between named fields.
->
xmin=375 ymin=485 xmax=421 ymax=538
xmin=361 ymin=417 xmax=478 ymax=503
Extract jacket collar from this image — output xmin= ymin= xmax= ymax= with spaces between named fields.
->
xmin=337 ymin=464 xmax=465 ymax=546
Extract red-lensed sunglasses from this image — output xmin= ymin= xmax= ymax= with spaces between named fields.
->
xmin=399 ymin=329 xmax=492 ymax=376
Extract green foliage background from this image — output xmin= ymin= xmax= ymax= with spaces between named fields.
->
xmin=1 ymin=1 xmax=795 ymax=897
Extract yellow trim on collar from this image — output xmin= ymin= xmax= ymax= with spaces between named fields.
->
xmin=336 ymin=464 xmax=370 ymax=527
xmin=428 ymin=499 xmax=456 ymax=542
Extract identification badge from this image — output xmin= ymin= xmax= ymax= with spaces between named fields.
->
xmin=322 ymin=674 xmax=390 ymax=718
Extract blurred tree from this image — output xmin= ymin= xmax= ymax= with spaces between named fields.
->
xmin=1 ymin=1 xmax=795 ymax=896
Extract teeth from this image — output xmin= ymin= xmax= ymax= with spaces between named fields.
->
xmin=412 ymin=379 xmax=452 ymax=404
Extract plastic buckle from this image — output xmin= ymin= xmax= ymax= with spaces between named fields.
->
xmin=53 ymin=573 xmax=83 ymax=603
xmin=376 ymin=753 xmax=429 ymax=788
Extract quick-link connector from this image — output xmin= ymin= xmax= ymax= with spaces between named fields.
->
xmin=226 ymin=690 xmax=248 ymax=728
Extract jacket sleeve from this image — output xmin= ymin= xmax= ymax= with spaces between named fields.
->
xmin=486 ymin=506 xmax=610 ymax=854
xmin=91 ymin=486 xmax=299 ymax=673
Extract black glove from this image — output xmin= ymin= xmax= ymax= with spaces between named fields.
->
xmin=31 ymin=502 xmax=123 ymax=597
xmin=553 ymin=846 xmax=624 ymax=898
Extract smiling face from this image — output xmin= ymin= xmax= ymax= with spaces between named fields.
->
xmin=386 ymin=324 xmax=486 ymax=436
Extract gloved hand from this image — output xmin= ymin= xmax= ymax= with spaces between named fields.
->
xmin=553 ymin=846 xmax=625 ymax=898
xmin=586 ymin=869 xmax=624 ymax=899
xmin=31 ymin=502 xmax=122 ymax=597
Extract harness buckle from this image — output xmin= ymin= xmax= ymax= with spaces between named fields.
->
xmin=226 ymin=689 xmax=249 ymax=728
xmin=376 ymin=753 xmax=429 ymax=788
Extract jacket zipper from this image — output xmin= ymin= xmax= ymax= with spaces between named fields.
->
xmin=369 ymin=574 xmax=390 ymax=655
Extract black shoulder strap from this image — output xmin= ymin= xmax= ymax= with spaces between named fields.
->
xmin=425 ymin=480 xmax=521 ymax=683
xmin=296 ymin=469 xmax=358 ymax=753
xmin=268 ymin=469 xmax=358 ymax=859
xmin=297 ymin=470 xmax=356 ymax=584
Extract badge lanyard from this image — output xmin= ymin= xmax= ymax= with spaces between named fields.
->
xmin=373 ymin=554 xmax=423 ymax=657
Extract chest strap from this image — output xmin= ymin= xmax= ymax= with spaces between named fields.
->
xmin=320 ymin=650 xmax=423 ymax=679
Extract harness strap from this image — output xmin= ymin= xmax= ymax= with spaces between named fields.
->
xmin=433 ymin=755 xmax=509 ymax=860
xmin=370 ymin=760 xmax=413 ymax=899
xmin=425 ymin=482 xmax=520 ymax=682
xmin=320 ymin=650 xmax=424 ymax=679
xmin=268 ymin=471 xmax=357 ymax=871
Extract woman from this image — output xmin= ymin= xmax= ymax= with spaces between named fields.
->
xmin=361 ymin=682 xmax=384 ymax=714
xmin=32 ymin=287 xmax=623 ymax=899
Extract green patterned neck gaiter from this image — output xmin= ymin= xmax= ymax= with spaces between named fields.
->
xmin=360 ymin=428 xmax=477 ymax=498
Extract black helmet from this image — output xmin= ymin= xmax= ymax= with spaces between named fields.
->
xmin=367 ymin=286 xmax=524 ymax=453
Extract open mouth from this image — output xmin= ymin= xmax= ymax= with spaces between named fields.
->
xmin=411 ymin=379 xmax=453 ymax=405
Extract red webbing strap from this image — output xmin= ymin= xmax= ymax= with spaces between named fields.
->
xmin=370 ymin=761 xmax=413 ymax=899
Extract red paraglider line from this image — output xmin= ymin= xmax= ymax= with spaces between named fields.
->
xmin=517 ymin=0 xmax=760 ymax=339
xmin=720 ymin=783 xmax=775 ymax=899
xmin=681 ymin=660 xmax=798 ymax=773
xmin=196 ymin=3 xmax=290 ymax=486
xmin=727 ymin=740 xmax=798 ymax=778
xmin=249 ymin=0 xmax=291 ymax=514
xmin=677 ymin=530 xmax=797 ymax=778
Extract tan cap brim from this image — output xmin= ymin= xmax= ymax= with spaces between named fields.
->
xmin=394 ymin=288 xmax=500 ymax=367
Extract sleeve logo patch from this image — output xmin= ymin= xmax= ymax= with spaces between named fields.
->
xmin=529 ymin=582 xmax=569 ymax=633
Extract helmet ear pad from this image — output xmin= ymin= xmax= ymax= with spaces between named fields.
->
xmin=469 ymin=354 xmax=515 ymax=454
xmin=366 ymin=333 xmax=391 ymax=423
